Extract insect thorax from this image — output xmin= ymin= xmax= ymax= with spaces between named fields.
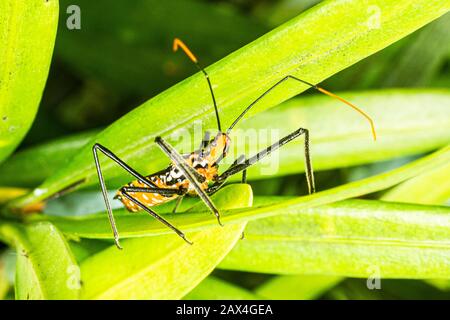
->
xmin=115 ymin=133 xmax=228 ymax=212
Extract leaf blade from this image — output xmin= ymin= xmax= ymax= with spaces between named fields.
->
xmin=79 ymin=184 xmax=252 ymax=300
xmin=0 ymin=221 xmax=81 ymax=299
xmin=2 ymin=89 xmax=449 ymax=187
xmin=0 ymin=0 xmax=58 ymax=163
xmin=11 ymin=0 xmax=450 ymax=208
xmin=382 ymin=161 xmax=450 ymax=205
xmin=184 ymin=276 xmax=261 ymax=300
xmin=255 ymin=275 xmax=342 ymax=300
xmin=219 ymin=199 xmax=450 ymax=279
xmin=43 ymin=146 xmax=450 ymax=239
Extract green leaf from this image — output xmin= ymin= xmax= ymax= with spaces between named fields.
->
xmin=184 ymin=276 xmax=260 ymax=300
xmin=239 ymin=89 xmax=450 ymax=180
xmin=250 ymin=144 xmax=450 ymax=298
xmin=2 ymin=89 xmax=449 ymax=188
xmin=11 ymin=0 xmax=449 ymax=208
xmin=382 ymin=161 xmax=450 ymax=205
xmin=325 ymin=14 xmax=450 ymax=91
xmin=0 ymin=130 xmax=97 ymax=187
xmin=0 ymin=253 xmax=10 ymax=299
xmin=255 ymin=0 xmax=321 ymax=27
xmin=380 ymin=158 xmax=450 ymax=289
xmin=425 ymin=279 xmax=450 ymax=292
xmin=219 ymin=199 xmax=450 ymax=279
xmin=255 ymin=275 xmax=342 ymax=300
xmin=0 ymin=0 xmax=58 ymax=164
xmin=79 ymin=184 xmax=252 ymax=299
xmin=42 ymin=145 xmax=450 ymax=239
xmin=0 ymin=221 xmax=80 ymax=299
xmin=69 ymin=239 xmax=111 ymax=264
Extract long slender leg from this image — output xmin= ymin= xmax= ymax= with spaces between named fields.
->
xmin=230 ymin=154 xmax=247 ymax=184
xmin=120 ymin=186 xmax=191 ymax=240
xmin=93 ymin=143 xmax=158 ymax=187
xmin=207 ymin=127 xmax=315 ymax=195
xmin=241 ymin=169 xmax=247 ymax=184
xmin=121 ymin=190 xmax=193 ymax=245
xmin=120 ymin=186 xmax=184 ymax=196
xmin=234 ymin=155 xmax=247 ymax=183
xmin=93 ymin=144 xmax=123 ymax=249
xmin=94 ymin=143 xmax=171 ymax=249
xmin=155 ymin=136 xmax=223 ymax=226
xmin=119 ymin=187 xmax=186 ymax=211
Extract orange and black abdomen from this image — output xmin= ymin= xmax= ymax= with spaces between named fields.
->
xmin=115 ymin=154 xmax=219 ymax=213
xmin=115 ymin=168 xmax=187 ymax=212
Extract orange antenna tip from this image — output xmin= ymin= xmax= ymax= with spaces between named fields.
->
xmin=172 ymin=38 xmax=179 ymax=52
xmin=370 ymin=121 xmax=377 ymax=141
xmin=173 ymin=38 xmax=198 ymax=63
xmin=317 ymin=87 xmax=377 ymax=141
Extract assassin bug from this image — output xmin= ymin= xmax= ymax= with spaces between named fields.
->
xmin=93 ymin=38 xmax=377 ymax=249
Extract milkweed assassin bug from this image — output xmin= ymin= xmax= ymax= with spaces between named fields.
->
xmin=93 ymin=38 xmax=377 ymax=249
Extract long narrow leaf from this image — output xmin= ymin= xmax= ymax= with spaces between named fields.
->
xmin=382 ymin=162 xmax=450 ymax=205
xmin=255 ymin=275 xmax=342 ymax=300
xmin=219 ymin=199 xmax=450 ymax=279
xmin=184 ymin=276 xmax=260 ymax=300
xmin=0 ymin=0 xmax=58 ymax=163
xmin=0 ymin=222 xmax=80 ymax=299
xmin=1 ymin=89 xmax=449 ymax=187
xmin=43 ymin=146 xmax=450 ymax=239
xmin=10 ymin=0 xmax=449 ymax=209
xmin=79 ymin=184 xmax=252 ymax=299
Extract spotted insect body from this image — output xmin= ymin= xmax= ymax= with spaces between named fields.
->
xmin=115 ymin=133 xmax=228 ymax=212
xmin=93 ymin=38 xmax=376 ymax=249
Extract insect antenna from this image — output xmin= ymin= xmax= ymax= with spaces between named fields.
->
xmin=227 ymin=75 xmax=377 ymax=141
xmin=173 ymin=38 xmax=222 ymax=132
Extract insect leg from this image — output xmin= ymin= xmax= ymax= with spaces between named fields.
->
xmin=229 ymin=154 xmax=247 ymax=184
xmin=241 ymin=169 xmax=247 ymax=184
xmin=93 ymin=144 xmax=158 ymax=187
xmin=235 ymin=155 xmax=247 ymax=183
xmin=119 ymin=186 xmax=190 ymax=238
xmin=120 ymin=190 xmax=193 ymax=245
xmin=120 ymin=186 xmax=184 ymax=197
xmin=119 ymin=186 xmax=187 ymax=214
xmin=155 ymin=136 xmax=223 ymax=226
xmin=209 ymin=127 xmax=315 ymax=194
xmin=93 ymin=143 xmax=158 ymax=249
